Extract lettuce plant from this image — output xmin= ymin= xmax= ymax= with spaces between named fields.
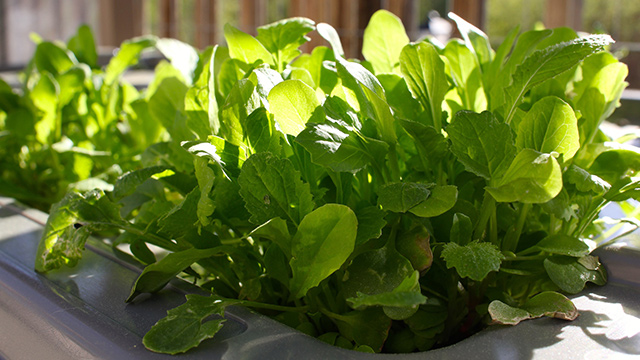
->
xmin=34 ymin=11 xmax=639 ymax=354
xmin=0 ymin=26 xmax=204 ymax=211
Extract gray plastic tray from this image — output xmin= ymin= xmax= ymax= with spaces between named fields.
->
xmin=1 ymin=196 xmax=639 ymax=359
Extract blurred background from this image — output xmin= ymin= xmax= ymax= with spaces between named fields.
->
xmin=1 ymin=0 xmax=639 ymax=121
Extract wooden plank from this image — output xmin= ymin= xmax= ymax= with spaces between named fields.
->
xmin=545 ymin=0 xmax=583 ymax=29
xmin=99 ymin=0 xmax=143 ymax=46
xmin=452 ymin=0 xmax=485 ymax=29
xmin=0 ymin=0 xmax=6 ymax=67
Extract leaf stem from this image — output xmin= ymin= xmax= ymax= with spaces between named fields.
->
xmin=502 ymin=203 xmax=531 ymax=253
xmin=238 ymin=299 xmax=310 ymax=313
xmin=474 ymin=191 xmax=496 ymax=240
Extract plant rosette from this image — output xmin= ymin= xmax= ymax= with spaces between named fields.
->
xmin=31 ymin=10 xmax=640 ymax=355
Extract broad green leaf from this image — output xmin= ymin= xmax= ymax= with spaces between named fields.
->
xmin=487 ymin=149 xmax=562 ymax=204
xmin=564 ymin=164 xmax=610 ymax=194
xmin=57 ymin=67 xmax=86 ymax=106
xmin=333 ymin=308 xmax=391 ymax=352
xmin=238 ymin=152 xmax=314 ymax=225
xmin=398 ymin=119 xmax=448 ymax=168
xmin=544 ymin=255 xmax=607 ymax=293
xmin=112 ymin=165 xmax=170 ymax=201
xmin=575 ymin=53 xmax=628 ymax=147
xmin=249 ymin=217 xmax=292 ymax=258
xmin=248 ymin=66 xmax=283 ymax=100
xmin=343 ymin=240 xmax=416 ymax=300
xmin=105 ymin=36 xmax=156 ymax=85
xmin=400 ymin=42 xmax=449 ymax=130
xmin=362 ymin=10 xmax=409 ymax=74
xmin=488 ymin=291 xmax=577 ymax=325
xmin=67 ymin=25 xmax=97 ymax=67
xmin=158 ymin=189 xmax=200 ymax=238
xmin=354 ymin=206 xmax=386 ymax=247
xmin=219 ymin=78 xmax=259 ymax=145
xmin=127 ymin=246 xmax=225 ymax=302
xmin=224 ymin=24 xmax=274 ymax=66
xmin=292 ymin=46 xmax=338 ymax=94
xmin=378 ymin=74 xmax=422 ymax=120
xmin=396 ymin=225 xmax=433 ymax=273
xmin=156 ymin=38 xmax=199 ymax=85
xmin=34 ymin=41 xmax=76 ymax=75
xmin=534 ymin=234 xmax=590 ymax=257
xmin=245 ymin=107 xmax=283 ymax=155
xmin=208 ymin=45 xmax=230 ymax=135
xmin=503 ymin=35 xmax=613 ymax=124
xmin=268 ymin=79 xmax=324 ymax=136
xmin=447 ymin=111 xmax=516 ymax=182
xmin=35 ymin=190 xmax=124 ymax=272
xmin=377 ymin=182 xmax=431 ymax=213
xmin=348 ymin=291 xmax=426 ymax=310
xmin=450 ymin=212 xmax=473 ymax=246
xmin=409 ymin=185 xmax=458 ymax=218
xmin=289 ymin=204 xmax=357 ymax=298
xmin=256 ymin=17 xmax=315 ymax=71
xmin=443 ymin=40 xmax=487 ymax=112
xmin=295 ymin=121 xmax=387 ymax=173
xmin=30 ymin=72 xmax=59 ymax=144
xmin=448 ymin=12 xmax=493 ymax=69
xmin=316 ymin=22 xmax=344 ymax=57
xmin=143 ymin=294 xmax=236 ymax=354
xmin=585 ymin=143 xmax=640 ymax=184
xmin=335 ymin=57 xmax=397 ymax=144
xmin=193 ymin=156 xmax=216 ymax=226
xmin=184 ymin=86 xmax=212 ymax=139
xmin=516 ymin=96 xmax=579 ymax=160
xmin=441 ymin=241 xmax=504 ymax=281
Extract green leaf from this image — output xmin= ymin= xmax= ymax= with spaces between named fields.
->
xmin=332 ymin=308 xmax=391 ymax=352
xmin=447 ymin=111 xmax=516 ymax=182
xmin=238 ymin=152 xmax=314 ymax=225
xmin=249 ymin=217 xmax=292 ymax=258
xmin=544 ymin=255 xmax=607 ymax=294
xmin=400 ymin=42 xmax=449 ymax=130
xmin=503 ymin=35 xmax=614 ymax=124
xmin=34 ymin=41 xmax=76 ymax=75
xmin=409 ymin=185 xmax=458 ymax=218
xmin=489 ymin=291 xmax=578 ymax=325
xmin=362 ymin=10 xmax=409 ymax=74
xmin=292 ymin=46 xmax=337 ymax=94
xmin=219 ymin=78 xmax=259 ymax=145
xmin=143 ymin=294 xmax=236 ymax=354
xmin=245 ymin=107 xmax=283 ymax=155
xmin=443 ymin=40 xmax=486 ymax=112
xmin=377 ymin=182 xmax=431 ymax=213
xmin=534 ymin=234 xmax=590 ymax=257
xmin=396 ymin=225 xmax=433 ymax=273
xmin=112 ymin=166 xmax=170 ymax=201
xmin=487 ymin=149 xmax=562 ymax=204
xmin=343 ymin=240 xmax=416 ymax=300
xmin=67 ymin=25 xmax=98 ymax=67
xmin=574 ymin=53 xmax=628 ymax=147
xmin=224 ymin=23 xmax=274 ymax=66
xmin=35 ymin=190 xmax=124 ymax=272
xmin=295 ymin=121 xmax=388 ymax=173
xmin=348 ymin=291 xmax=426 ymax=309
xmin=105 ymin=36 xmax=156 ymax=85
xmin=378 ymin=74 xmax=422 ymax=120
xmin=289 ymin=204 xmax=357 ymax=298
xmin=158 ymin=189 xmax=200 ymax=238
xmin=516 ymin=96 xmax=579 ymax=160
xmin=193 ymin=156 xmax=216 ymax=226
xmin=268 ymin=79 xmax=324 ymax=136
xmin=450 ymin=212 xmax=473 ymax=246
xmin=155 ymin=38 xmax=200 ymax=85
xmin=127 ymin=246 xmax=225 ymax=302
xmin=30 ymin=72 xmax=58 ymax=144
xmin=448 ymin=12 xmax=493 ymax=69
xmin=441 ymin=241 xmax=504 ymax=281
xmin=316 ymin=23 xmax=344 ymax=57
xmin=354 ymin=206 xmax=387 ymax=247
xmin=256 ymin=17 xmax=315 ymax=71
xmin=147 ymin=70 xmax=190 ymax=139
xmin=564 ymin=164 xmax=610 ymax=194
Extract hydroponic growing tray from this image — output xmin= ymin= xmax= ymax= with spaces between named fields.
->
xmin=1 ymin=196 xmax=639 ymax=359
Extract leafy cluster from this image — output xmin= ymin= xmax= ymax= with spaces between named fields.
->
xmin=0 ymin=26 xmax=202 ymax=211
xmin=32 ymin=12 xmax=639 ymax=354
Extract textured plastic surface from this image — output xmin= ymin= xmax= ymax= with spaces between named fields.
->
xmin=1 ymin=196 xmax=639 ymax=359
